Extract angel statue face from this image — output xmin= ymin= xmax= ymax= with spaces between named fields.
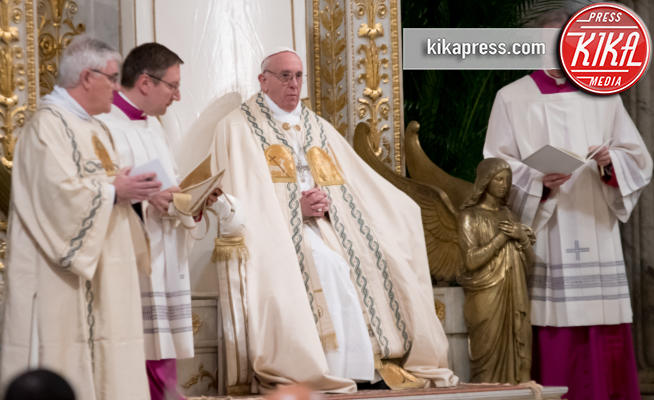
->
xmin=461 ymin=158 xmax=513 ymax=209
xmin=487 ymin=169 xmax=511 ymax=200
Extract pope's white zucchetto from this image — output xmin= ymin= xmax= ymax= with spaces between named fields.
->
xmin=261 ymin=46 xmax=300 ymax=71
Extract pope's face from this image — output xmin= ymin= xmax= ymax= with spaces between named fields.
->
xmin=487 ymin=169 xmax=511 ymax=199
xmin=259 ymin=52 xmax=302 ymax=112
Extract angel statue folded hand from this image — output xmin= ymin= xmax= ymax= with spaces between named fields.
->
xmin=457 ymin=157 xmax=535 ymax=384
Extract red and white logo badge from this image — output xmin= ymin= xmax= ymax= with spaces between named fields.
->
xmin=560 ymin=3 xmax=651 ymax=95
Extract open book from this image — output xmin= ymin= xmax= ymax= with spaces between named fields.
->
xmin=129 ymin=158 xmax=176 ymax=191
xmin=522 ymin=139 xmax=611 ymax=175
xmin=173 ymin=154 xmax=224 ymax=216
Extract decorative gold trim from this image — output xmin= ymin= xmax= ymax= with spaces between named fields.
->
xmin=354 ymin=0 xmax=391 ymax=164
xmin=37 ymin=0 xmax=86 ymax=96
xmin=1 ymin=0 xmax=26 ymax=171
xmin=389 ymin=0 xmax=401 ymax=173
xmin=307 ymin=146 xmax=345 ymax=186
xmin=317 ymin=0 xmax=347 ymax=136
xmin=434 ymin=299 xmax=446 ymax=321
xmin=181 ymin=363 xmax=218 ymax=390
xmin=311 ymin=0 xmax=321 ymax=115
xmin=191 ymin=312 xmax=202 ymax=335
xmin=376 ymin=358 xmax=428 ymax=390
xmin=265 ymin=144 xmax=297 ymax=183
xmin=0 ymin=0 xmax=36 ymax=267
xmin=25 ymin=0 xmax=35 ymax=111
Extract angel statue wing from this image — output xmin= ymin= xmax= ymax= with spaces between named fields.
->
xmin=353 ymin=122 xmax=468 ymax=283
xmin=404 ymin=121 xmax=473 ymax=210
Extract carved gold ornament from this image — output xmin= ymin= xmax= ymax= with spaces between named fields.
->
xmin=181 ymin=363 xmax=218 ymax=390
xmin=1 ymin=0 xmax=36 ymax=221
xmin=1 ymin=0 xmax=26 ymax=172
xmin=0 ymin=0 xmax=35 ymax=276
xmin=434 ymin=299 xmax=446 ymax=321
xmin=191 ymin=312 xmax=202 ymax=335
xmin=314 ymin=0 xmax=347 ymax=136
xmin=354 ymin=0 xmax=391 ymax=165
xmin=37 ymin=0 xmax=85 ymax=96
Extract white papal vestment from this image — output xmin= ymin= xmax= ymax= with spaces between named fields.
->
xmin=211 ymin=92 xmax=457 ymax=393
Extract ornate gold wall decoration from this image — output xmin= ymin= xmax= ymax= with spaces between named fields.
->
xmin=317 ymin=0 xmax=347 ymax=136
xmin=388 ymin=0 xmax=402 ymax=171
xmin=311 ymin=0 xmax=321 ymax=116
xmin=192 ymin=312 xmax=202 ymax=335
xmin=0 ymin=0 xmax=36 ymax=268
xmin=37 ymin=0 xmax=85 ymax=96
xmin=354 ymin=0 xmax=391 ymax=164
xmin=181 ymin=363 xmax=218 ymax=390
xmin=25 ymin=0 xmax=35 ymax=112
xmin=0 ymin=0 xmax=26 ymax=173
xmin=434 ymin=299 xmax=446 ymax=322
xmin=310 ymin=0 xmax=403 ymax=171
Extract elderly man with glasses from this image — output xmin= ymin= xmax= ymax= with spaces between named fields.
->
xmin=210 ymin=47 xmax=458 ymax=393
xmin=96 ymin=42 xmax=240 ymax=400
xmin=0 ymin=36 xmax=160 ymax=399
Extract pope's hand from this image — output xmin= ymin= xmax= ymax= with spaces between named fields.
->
xmin=113 ymin=167 xmax=161 ymax=203
xmin=149 ymin=186 xmax=180 ymax=214
xmin=300 ymin=187 xmax=329 ymax=218
xmin=205 ymin=187 xmax=223 ymax=207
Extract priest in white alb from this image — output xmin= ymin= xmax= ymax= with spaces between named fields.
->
xmin=0 ymin=36 xmax=161 ymax=399
xmin=483 ymin=63 xmax=652 ymax=399
xmin=211 ymin=47 xmax=457 ymax=393
xmin=97 ymin=42 xmax=241 ymax=400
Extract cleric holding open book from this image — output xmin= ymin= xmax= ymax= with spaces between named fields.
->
xmin=483 ymin=9 xmax=653 ymax=400
xmin=96 ymin=43 xmax=241 ymax=400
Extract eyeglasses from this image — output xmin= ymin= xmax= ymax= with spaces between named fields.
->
xmin=90 ymin=69 xmax=120 ymax=84
xmin=145 ymin=73 xmax=180 ymax=92
xmin=264 ymin=69 xmax=304 ymax=84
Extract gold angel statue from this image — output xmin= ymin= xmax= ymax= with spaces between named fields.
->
xmin=353 ymin=123 xmax=535 ymax=383
xmin=457 ymin=157 xmax=534 ymax=383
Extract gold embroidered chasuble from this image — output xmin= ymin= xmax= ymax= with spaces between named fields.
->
xmin=0 ymin=104 xmax=150 ymax=400
xmin=211 ymin=93 xmax=458 ymax=392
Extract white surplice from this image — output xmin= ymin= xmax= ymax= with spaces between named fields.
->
xmin=484 ymin=73 xmax=653 ymax=327
xmin=98 ymin=96 xmax=240 ymax=360
xmin=1 ymin=88 xmax=150 ymax=399
xmin=98 ymin=99 xmax=194 ymax=360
